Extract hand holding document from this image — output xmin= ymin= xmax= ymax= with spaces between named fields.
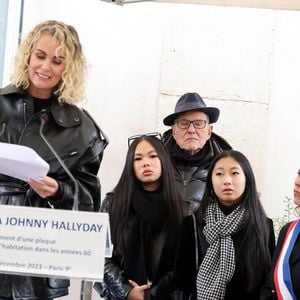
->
xmin=0 ymin=142 xmax=49 ymax=182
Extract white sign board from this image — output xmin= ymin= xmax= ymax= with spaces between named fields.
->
xmin=0 ymin=205 xmax=112 ymax=281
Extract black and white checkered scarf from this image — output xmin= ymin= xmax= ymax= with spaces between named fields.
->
xmin=196 ymin=200 xmax=245 ymax=300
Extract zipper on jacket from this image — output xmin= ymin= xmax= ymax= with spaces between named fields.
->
xmin=17 ymin=102 xmax=29 ymax=144
xmin=18 ymin=102 xmax=36 ymax=145
xmin=18 ymin=105 xmax=48 ymax=145
xmin=45 ymin=150 xmax=78 ymax=163
xmin=23 ymin=102 xmax=27 ymax=125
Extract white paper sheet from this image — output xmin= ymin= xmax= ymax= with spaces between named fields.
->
xmin=0 ymin=142 xmax=49 ymax=182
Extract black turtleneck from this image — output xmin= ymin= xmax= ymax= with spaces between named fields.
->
xmin=33 ymin=98 xmax=53 ymax=113
xmin=218 ymin=201 xmax=240 ymax=216
xmin=170 ymin=142 xmax=213 ymax=167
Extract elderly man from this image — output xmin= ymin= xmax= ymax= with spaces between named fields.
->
xmin=163 ymin=92 xmax=231 ymax=214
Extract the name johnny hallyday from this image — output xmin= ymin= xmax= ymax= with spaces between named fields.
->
xmin=0 ymin=217 xmax=102 ymax=233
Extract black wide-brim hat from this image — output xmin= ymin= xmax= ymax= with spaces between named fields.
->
xmin=163 ymin=92 xmax=220 ymax=126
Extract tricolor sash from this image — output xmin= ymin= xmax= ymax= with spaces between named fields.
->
xmin=274 ymin=220 xmax=300 ymax=300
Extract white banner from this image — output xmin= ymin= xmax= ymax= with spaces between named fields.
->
xmin=0 ymin=204 xmax=112 ymax=281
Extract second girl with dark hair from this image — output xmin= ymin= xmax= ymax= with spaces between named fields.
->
xmin=94 ymin=134 xmax=185 ymax=299
xmin=175 ymin=150 xmax=275 ymax=300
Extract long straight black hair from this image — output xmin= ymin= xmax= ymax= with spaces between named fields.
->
xmin=198 ymin=150 xmax=272 ymax=291
xmin=109 ymin=135 xmax=185 ymax=256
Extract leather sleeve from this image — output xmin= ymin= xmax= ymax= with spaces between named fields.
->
xmin=102 ymin=257 xmax=132 ymax=299
xmin=98 ymin=193 xmax=132 ymax=298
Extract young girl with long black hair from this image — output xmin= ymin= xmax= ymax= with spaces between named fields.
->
xmin=175 ymin=150 xmax=275 ymax=300
xmin=95 ymin=133 xmax=185 ymax=300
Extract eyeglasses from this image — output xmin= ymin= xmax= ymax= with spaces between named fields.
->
xmin=127 ymin=132 xmax=162 ymax=147
xmin=175 ymin=119 xmax=208 ymax=129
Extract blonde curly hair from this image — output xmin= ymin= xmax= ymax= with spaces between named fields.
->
xmin=10 ymin=20 xmax=87 ymax=104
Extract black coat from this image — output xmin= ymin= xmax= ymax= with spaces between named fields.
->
xmin=175 ymin=215 xmax=275 ymax=300
xmin=94 ymin=193 xmax=176 ymax=300
xmin=163 ymin=130 xmax=232 ymax=215
xmin=0 ymin=85 xmax=107 ymax=299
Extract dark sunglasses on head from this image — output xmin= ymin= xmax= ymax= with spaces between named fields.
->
xmin=127 ymin=132 xmax=162 ymax=147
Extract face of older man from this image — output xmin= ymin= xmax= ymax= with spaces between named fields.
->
xmin=172 ymin=111 xmax=212 ymax=155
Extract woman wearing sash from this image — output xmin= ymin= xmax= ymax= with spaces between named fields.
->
xmin=262 ymin=169 xmax=300 ymax=300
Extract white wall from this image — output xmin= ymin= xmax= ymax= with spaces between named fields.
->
xmin=3 ymin=1 xmax=300 ymax=297
xmin=2 ymin=0 xmax=23 ymax=86
xmin=4 ymin=0 xmax=300 ymax=218
xmin=11 ymin=0 xmax=299 ymax=217
xmin=153 ymin=5 xmax=300 ymax=218
xmin=262 ymin=12 xmax=300 ymax=216
xmin=14 ymin=0 xmax=166 ymax=202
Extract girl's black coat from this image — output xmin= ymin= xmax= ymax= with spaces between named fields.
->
xmin=175 ymin=215 xmax=275 ymax=300
xmin=95 ymin=193 xmax=177 ymax=300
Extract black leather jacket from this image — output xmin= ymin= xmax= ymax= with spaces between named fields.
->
xmin=163 ymin=130 xmax=232 ymax=215
xmin=94 ymin=194 xmax=176 ymax=300
xmin=0 ymin=85 xmax=108 ymax=299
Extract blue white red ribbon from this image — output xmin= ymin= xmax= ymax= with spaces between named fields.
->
xmin=274 ymin=220 xmax=300 ymax=300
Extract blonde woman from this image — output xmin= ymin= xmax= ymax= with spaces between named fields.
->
xmin=0 ymin=20 xmax=107 ymax=299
